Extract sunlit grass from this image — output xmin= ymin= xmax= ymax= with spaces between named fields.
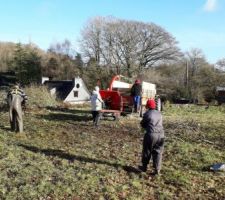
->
xmin=0 ymin=102 xmax=224 ymax=199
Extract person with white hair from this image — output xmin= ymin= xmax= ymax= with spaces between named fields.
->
xmin=90 ymin=86 xmax=103 ymax=127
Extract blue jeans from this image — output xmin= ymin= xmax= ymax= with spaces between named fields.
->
xmin=133 ymin=96 xmax=141 ymax=112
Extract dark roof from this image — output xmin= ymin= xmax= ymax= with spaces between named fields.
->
xmin=44 ymin=80 xmax=74 ymax=100
xmin=0 ymin=71 xmax=17 ymax=86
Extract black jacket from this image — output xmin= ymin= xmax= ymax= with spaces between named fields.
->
xmin=131 ymin=83 xmax=142 ymax=96
xmin=141 ymin=109 xmax=164 ymax=136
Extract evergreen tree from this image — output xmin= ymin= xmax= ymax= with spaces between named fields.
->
xmin=12 ymin=43 xmax=42 ymax=85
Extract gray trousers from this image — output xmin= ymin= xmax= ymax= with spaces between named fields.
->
xmin=142 ymin=133 xmax=164 ymax=171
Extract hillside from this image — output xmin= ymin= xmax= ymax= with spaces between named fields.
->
xmin=0 ymin=99 xmax=225 ymax=199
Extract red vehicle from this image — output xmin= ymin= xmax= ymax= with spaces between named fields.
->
xmin=99 ymin=75 xmax=160 ymax=119
xmin=99 ymin=75 xmax=133 ymax=120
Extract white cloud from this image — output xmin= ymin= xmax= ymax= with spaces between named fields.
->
xmin=203 ymin=0 xmax=218 ymax=12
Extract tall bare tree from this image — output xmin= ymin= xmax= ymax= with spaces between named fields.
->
xmin=186 ymin=48 xmax=207 ymax=76
xmin=216 ymin=58 xmax=225 ymax=72
xmin=80 ymin=16 xmax=181 ymax=77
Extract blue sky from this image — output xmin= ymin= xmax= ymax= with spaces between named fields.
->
xmin=0 ymin=0 xmax=225 ymax=64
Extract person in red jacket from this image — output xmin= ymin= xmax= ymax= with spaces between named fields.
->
xmin=139 ymin=99 xmax=165 ymax=175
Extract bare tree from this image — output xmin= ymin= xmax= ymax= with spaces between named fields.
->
xmin=46 ymin=40 xmax=81 ymax=79
xmin=186 ymin=48 xmax=207 ymax=76
xmin=79 ymin=16 xmax=181 ymax=77
xmin=48 ymin=39 xmax=76 ymax=58
xmin=184 ymin=48 xmax=219 ymax=102
xmin=80 ymin=17 xmax=105 ymax=64
xmin=216 ymin=58 xmax=225 ymax=72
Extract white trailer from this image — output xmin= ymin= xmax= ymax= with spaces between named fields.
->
xmin=140 ymin=81 xmax=161 ymax=116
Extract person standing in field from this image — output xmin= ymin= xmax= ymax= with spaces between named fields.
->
xmin=7 ymin=82 xmax=28 ymax=133
xmin=139 ymin=99 xmax=165 ymax=175
xmin=7 ymin=82 xmax=28 ymax=110
xmin=90 ymin=86 xmax=103 ymax=127
xmin=130 ymin=79 xmax=142 ymax=113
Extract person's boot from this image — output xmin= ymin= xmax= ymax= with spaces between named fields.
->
xmin=138 ymin=165 xmax=147 ymax=172
xmin=134 ymin=105 xmax=137 ymax=113
xmin=154 ymin=169 xmax=160 ymax=176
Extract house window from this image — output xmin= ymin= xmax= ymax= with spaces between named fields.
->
xmin=74 ymin=91 xmax=78 ymax=97
xmin=76 ymin=83 xmax=80 ymax=88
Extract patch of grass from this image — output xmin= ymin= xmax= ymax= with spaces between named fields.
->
xmin=25 ymin=84 xmax=58 ymax=109
xmin=0 ymin=103 xmax=224 ymax=199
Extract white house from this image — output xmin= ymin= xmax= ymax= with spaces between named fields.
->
xmin=42 ymin=77 xmax=90 ymax=104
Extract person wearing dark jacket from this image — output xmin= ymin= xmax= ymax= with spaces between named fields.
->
xmin=139 ymin=99 xmax=165 ymax=175
xmin=131 ymin=79 xmax=142 ymax=112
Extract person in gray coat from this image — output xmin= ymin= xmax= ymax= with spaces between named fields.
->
xmin=90 ymin=86 xmax=103 ymax=127
xmin=139 ymin=99 xmax=165 ymax=175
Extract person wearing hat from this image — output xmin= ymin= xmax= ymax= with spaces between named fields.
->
xmin=139 ymin=99 xmax=165 ymax=175
xmin=90 ymin=86 xmax=104 ymax=127
xmin=130 ymin=79 xmax=142 ymax=113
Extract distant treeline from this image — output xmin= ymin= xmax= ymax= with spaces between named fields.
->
xmin=1 ymin=16 xmax=225 ymax=103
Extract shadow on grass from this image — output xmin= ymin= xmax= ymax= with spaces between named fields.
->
xmin=41 ymin=106 xmax=121 ymax=123
xmin=202 ymin=166 xmax=211 ymax=172
xmin=0 ymin=124 xmax=11 ymax=131
xmin=46 ymin=106 xmax=91 ymax=115
xmin=0 ymin=105 xmax=8 ymax=112
xmin=38 ymin=113 xmax=92 ymax=122
xmin=18 ymin=143 xmax=141 ymax=174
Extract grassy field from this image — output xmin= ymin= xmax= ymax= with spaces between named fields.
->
xmin=0 ymin=92 xmax=225 ymax=199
